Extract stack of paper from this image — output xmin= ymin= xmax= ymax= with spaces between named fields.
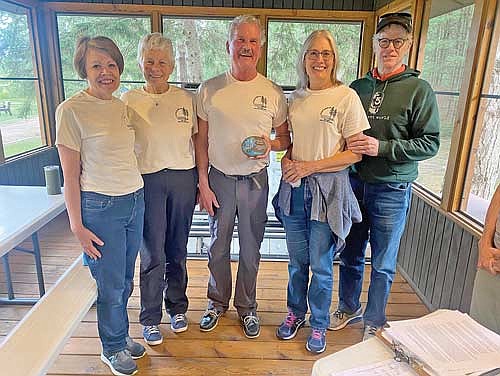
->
xmin=384 ymin=310 xmax=500 ymax=376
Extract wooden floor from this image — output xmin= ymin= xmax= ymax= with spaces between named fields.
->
xmin=0 ymin=213 xmax=429 ymax=375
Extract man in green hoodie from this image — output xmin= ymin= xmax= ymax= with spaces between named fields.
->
xmin=329 ymin=12 xmax=440 ymax=340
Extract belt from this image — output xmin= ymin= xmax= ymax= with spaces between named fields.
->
xmin=212 ymin=167 xmax=267 ymax=189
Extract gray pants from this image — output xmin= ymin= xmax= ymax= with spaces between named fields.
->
xmin=207 ymin=167 xmax=268 ymax=316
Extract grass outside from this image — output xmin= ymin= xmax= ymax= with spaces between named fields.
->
xmin=3 ymin=137 xmax=44 ymax=158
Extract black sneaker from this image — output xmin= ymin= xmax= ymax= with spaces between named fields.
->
xmin=240 ymin=312 xmax=260 ymax=338
xmin=199 ymin=309 xmax=222 ymax=332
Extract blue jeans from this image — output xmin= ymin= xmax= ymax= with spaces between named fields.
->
xmin=82 ymin=189 xmax=145 ymax=354
xmin=339 ymin=176 xmax=411 ymax=327
xmin=282 ymin=182 xmax=336 ymax=330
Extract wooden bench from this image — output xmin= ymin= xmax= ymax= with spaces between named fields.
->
xmin=0 ymin=101 xmax=12 ymax=115
xmin=0 ymin=255 xmax=97 ymax=376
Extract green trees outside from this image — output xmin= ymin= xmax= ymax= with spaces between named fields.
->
xmin=416 ymin=3 xmax=500 ymax=213
xmin=163 ymin=18 xmax=230 ymax=83
xmin=57 ymin=15 xmax=150 ymax=97
xmin=417 ymin=5 xmax=475 ymax=196
xmin=267 ymin=20 xmax=361 ymax=86
xmin=0 ymin=6 xmax=498 ymax=210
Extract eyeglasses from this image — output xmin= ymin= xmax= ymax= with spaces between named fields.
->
xmin=376 ymin=38 xmax=408 ymax=49
xmin=305 ymin=49 xmax=334 ymax=60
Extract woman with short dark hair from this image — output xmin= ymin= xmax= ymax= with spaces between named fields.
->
xmin=56 ymin=36 xmax=145 ymax=376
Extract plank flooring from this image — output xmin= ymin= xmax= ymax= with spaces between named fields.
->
xmin=0 ymin=212 xmax=429 ymax=375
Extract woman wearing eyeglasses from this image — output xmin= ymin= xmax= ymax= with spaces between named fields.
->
xmin=330 ymin=13 xmax=440 ymax=340
xmin=273 ymin=30 xmax=370 ymax=353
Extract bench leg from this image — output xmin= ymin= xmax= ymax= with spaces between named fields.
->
xmin=1 ymin=254 xmax=15 ymax=300
xmin=32 ymin=232 xmax=46 ymax=297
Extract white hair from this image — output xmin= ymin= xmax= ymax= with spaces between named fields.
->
xmin=228 ymin=15 xmax=266 ymax=46
xmin=137 ymin=32 xmax=174 ymax=67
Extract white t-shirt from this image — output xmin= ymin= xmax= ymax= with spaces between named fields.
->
xmin=121 ymin=86 xmax=197 ymax=173
xmin=55 ymin=90 xmax=143 ymax=196
xmin=197 ymin=72 xmax=287 ymax=176
xmin=288 ymin=85 xmax=370 ymax=162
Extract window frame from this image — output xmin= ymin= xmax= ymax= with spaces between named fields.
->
xmin=0 ymin=0 xmax=50 ymax=162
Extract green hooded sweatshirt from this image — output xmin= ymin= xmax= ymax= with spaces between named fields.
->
xmin=350 ymin=67 xmax=440 ymax=183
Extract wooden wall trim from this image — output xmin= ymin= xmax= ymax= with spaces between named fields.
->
xmin=375 ymin=0 xmax=411 ymax=15
xmin=413 ymin=0 xmax=430 ymax=72
xmin=359 ymin=13 xmax=375 ymax=75
xmin=151 ymin=11 xmax=162 ymax=32
xmin=45 ymin=2 xmax=373 ymax=20
xmin=441 ymin=0 xmax=498 ymax=213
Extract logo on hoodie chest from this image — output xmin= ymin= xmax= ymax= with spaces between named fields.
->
xmin=368 ymin=91 xmax=385 ymax=114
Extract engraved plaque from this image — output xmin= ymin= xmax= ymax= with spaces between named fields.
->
xmin=241 ymin=136 xmax=268 ymax=157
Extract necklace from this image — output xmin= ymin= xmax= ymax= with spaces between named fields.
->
xmin=144 ymin=84 xmax=169 ymax=107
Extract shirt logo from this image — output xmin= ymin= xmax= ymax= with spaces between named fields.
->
xmin=253 ymin=95 xmax=267 ymax=110
xmin=320 ymin=106 xmax=337 ymax=124
xmin=368 ymin=91 xmax=385 ymax=114
xmin=175 ymin=107 xmax=189 ymax=123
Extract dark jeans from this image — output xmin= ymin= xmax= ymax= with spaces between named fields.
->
xmin=139 ymin=168 xmax=197 ymax=325
xmin=339 ymin=175 xmax=411 ymax=327
xmin=82 ymin=188 xmax=145 ymax=353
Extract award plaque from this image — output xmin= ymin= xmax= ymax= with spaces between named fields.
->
xmin=241 ymin=136 xmax=268 ymax=157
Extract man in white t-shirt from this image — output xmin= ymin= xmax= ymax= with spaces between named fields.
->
xmin=195 ymin=15 xmax=290 ymax=338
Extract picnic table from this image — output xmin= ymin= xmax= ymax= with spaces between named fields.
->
xmin=0 ymin=185 xmax=66 ymax=304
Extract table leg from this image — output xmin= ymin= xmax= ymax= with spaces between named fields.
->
xmin=1 ymin=253 xmax=15 ymax=300
xmin=31 ymin=232 xmax=46 ymax=297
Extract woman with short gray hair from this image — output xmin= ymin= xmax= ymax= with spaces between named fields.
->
xmin=121 ymin=32 xmax=198 ymax=347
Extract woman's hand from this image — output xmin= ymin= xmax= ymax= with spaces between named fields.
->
xmin=71 ymin=225 xmax=104 ymax=260
xmin=477 ymin=239 xmax=500 ymax=275
xmin=282 ymin=160 xmax=315 ymax=183
xmin=198 ymin=183 xmax=220 ymax=217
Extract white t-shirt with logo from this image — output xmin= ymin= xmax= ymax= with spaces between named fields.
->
xmin=288 ymin=85 xmax=370 ymax=162
xmin=121 ymin=86 xmax=197 ymax=173
xmin=197 ymin=72 xmax=287 ymax=176
xmin=55 ymin=90 xmax=143 ymax=196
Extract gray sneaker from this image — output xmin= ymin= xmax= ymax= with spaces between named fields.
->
xmin=125 ymin=336 xmax=146 ymax=359
xmin=363 ymin=324 xmax=380 ymax=341
xmin=100 ymin=349 xmax=137 ymax=376
xmin=171 ymin=313 xmax=188 ymax=333
xmin=328 ymin=306 xmax=363 ymax=331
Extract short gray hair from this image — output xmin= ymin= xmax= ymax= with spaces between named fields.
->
xmin=137 ymin=32 xmax=175 ymax=68
xmin=228 ymin=15 xmax=266 ymax=46
xmin=296 ymin=30 xmax=341 ymax=90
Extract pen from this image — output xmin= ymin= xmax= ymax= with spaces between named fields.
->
xmin=479 ymin=368 xmax=500 ymax=376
